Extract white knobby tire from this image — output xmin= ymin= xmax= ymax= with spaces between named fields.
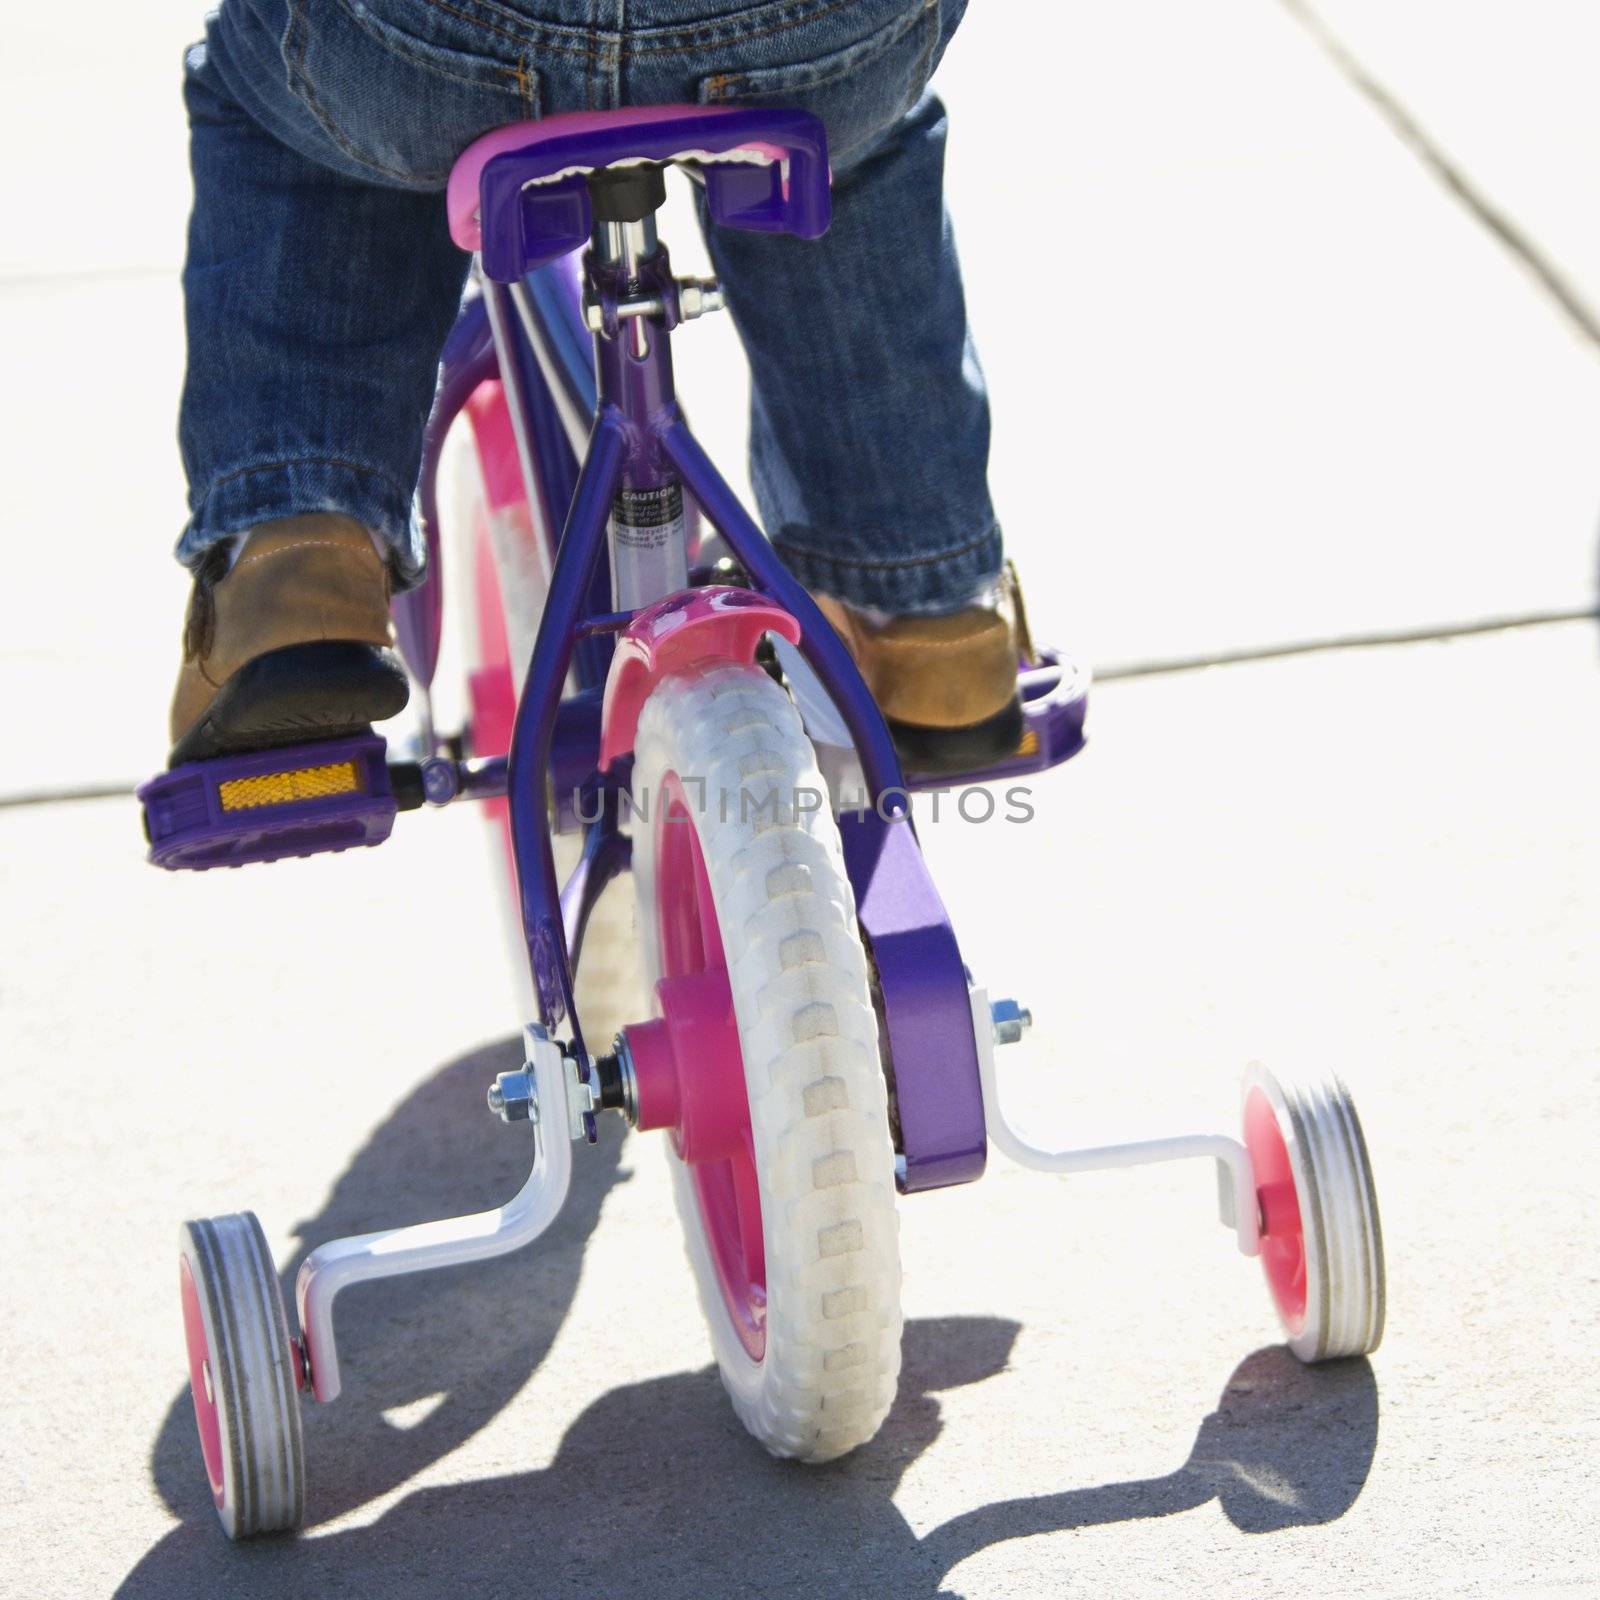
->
xmin=1242 ymin=1067 xmax=1386 ymax=1363
xmin=178 ymin=1212 xmax=306 ymax=1537
xmin=632 ymin=662 xmax=903 ymax=1460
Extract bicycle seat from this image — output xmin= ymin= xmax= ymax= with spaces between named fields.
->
xmin=448 ymin=105 xmax=830 ymax=281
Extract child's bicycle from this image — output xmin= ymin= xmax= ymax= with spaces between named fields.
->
xmin=139 ymin=106 xmax=1385 ymax=1539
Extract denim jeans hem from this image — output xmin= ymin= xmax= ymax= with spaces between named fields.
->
xmin=771 ymin=523 xmax=1003 ymax=613
xmin=176 ymin=456 xmax=425 ymax=587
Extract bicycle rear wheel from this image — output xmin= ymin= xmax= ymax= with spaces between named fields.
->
xmin=632 ymin=662 xmax=903 ymax=1460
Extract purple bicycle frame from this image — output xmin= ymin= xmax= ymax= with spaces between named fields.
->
xmin=411 ymin=149 xmax=995 ymax=1189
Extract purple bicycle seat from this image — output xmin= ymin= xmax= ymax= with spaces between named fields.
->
xmin=138 ymin=734 xmax=397 ymax=871
xmin=448 ymin=105 xmax=830 ymax=281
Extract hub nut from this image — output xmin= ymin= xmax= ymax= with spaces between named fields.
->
xmin=990 ymin=998 xmax=1032 ymax=1046
xmin=487 ymin=1068 xmax=538 ymax=1123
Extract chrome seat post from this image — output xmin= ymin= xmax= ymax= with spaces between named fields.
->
xmin=592 ymin=210 xmax=660 ymax=359
xmin=580 ymin=163 xmax=726 ymax=612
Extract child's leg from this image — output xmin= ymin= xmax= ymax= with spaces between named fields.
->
xmin=702 ymin=92 xmax=1023 ymax=768
xmin=169 ymin=8 xmax=473 ymax=762
xmin=176 ymin=11 xmax=469 ymax=586
xmin=702 ymin=92 xmax=999 ymax=617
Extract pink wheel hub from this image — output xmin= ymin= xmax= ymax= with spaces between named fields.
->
xmin=179 ymin=1257 xmax=226 ymax=1509
xmin=1244 ymin=1087 xmax=1308 ymax=1333
xmin=624 ymin=774 xmax=765 ymax=1360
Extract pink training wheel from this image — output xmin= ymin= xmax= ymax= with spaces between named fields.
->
xmin=1241 ymin=1068 xmax=1386 ymax=1363
xmin=177 ymin=1213 xmax=307 ymax=1537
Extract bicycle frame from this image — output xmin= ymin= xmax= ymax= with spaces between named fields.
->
xmin=403 ymin=230 xmax=991 ymax=1132
xmin=388 ymin=154 xmax=1097 ymax=1192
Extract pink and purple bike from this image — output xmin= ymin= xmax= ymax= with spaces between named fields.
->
xmin=139 ymin=106 xmax=1385 ymax=1539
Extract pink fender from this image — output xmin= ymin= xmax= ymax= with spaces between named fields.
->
xmin=599 ymin=587 xmax=800 ymax=769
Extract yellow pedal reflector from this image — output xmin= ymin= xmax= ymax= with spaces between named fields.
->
xmin=218 ymin=760 xmax=363 ymax=812
xmin=1017 ymin=727 xmax=1039 ymax=757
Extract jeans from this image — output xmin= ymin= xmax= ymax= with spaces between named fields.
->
xmin=178 ymin=0 xmax=1000 ymax=612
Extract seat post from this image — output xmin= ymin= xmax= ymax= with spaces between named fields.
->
xmin=593 ymin=211 xmax=658 ymax=284
xmin=582 ymin=163 xmax=690 ymax=610
xmin=580 ymin=161 xmax=725 ymax=611
xmin=581 ymin=162 xmax=724 ymax=356
xmin=588 ymin=166 xmax=668 ymax=364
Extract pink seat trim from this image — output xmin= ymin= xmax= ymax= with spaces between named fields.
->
xmin=447 ymin=106 xmax=786 ymax=252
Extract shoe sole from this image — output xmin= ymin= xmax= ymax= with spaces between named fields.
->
xmin=170 ymin=641 xmax=410 ymax=767
xmin=887 ymin=696 xmax=1026 ymax=777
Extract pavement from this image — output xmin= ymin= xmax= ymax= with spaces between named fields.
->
xmin=2 ymin=4 xmax=1597 ymax=1597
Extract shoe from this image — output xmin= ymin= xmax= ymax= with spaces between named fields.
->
xmin=168 ymin=514 xmax=410 ymax=766
xmin=812 ymin=562 xmax=1033 ymax=775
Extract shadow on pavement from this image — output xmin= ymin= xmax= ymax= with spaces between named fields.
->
xmin=147 ymin=1035 xmax=629 ymax=1528
xmin=919 ymin=1344 xmax=1380 ymax=1584
xmin=130 ymin=1281 xmax=1378 ymax=1597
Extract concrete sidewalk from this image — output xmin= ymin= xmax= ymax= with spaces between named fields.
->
xmin=6 ymin=623 xmax=1597 ymax=1598
xmin=2 ymin=4 xmax=1597 ymax=1596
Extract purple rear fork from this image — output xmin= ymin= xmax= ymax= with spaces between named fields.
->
xmin=492 ymin=230 xmax=1001 ymax=1186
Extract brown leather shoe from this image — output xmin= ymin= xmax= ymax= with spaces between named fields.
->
xmin=169 ymin=514 xmax=409 ymax=766
xmin=813 ymin=562 xmax=1032 ymax=774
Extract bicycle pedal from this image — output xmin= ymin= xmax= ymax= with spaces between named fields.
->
xmin=138 ymin=734 xmax=397 ymax=871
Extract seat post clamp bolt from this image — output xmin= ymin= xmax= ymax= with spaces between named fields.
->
xmin=677 ymin=278 xmax=724 ymax=320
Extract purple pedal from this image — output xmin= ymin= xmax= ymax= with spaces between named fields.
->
xmin=1009 ymin=647 xmax=1089 ymax=774
xmin=138 ymin=734 xmax=397 ymax=871
xmin=906 ymin=649 xmax=1089 ymax=789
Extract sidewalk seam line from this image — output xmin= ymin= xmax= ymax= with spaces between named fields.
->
xmin=1096 ymin=607 xmax=1599 ymax=681
xmin=1281 ymin=0 xmax=1600 ymax=354
xmin=6 ymin=611 xmax=1593 ymax=810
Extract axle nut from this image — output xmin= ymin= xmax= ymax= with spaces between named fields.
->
xmin=990 ymin=998 xmax=1032 ymax=1046
xmin=487 ymin=1067 xmax=538 ymax=1123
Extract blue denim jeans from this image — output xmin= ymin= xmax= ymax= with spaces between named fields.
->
xmin=178 ymin=0 xmax=1000 ymax=612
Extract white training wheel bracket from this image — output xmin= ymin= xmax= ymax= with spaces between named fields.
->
xmin=968 ymin=982 xmax=1262 ymax=1256
xmin=293 ymin=1027 xmax=575 ymax=1403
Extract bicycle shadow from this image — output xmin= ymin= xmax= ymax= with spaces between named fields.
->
xmin=147 ymin=1034 xmax=630 ymax=1529
xmin=126 ymin=1303 xmax=1378 ymax=1598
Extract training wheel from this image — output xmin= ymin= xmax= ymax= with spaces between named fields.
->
xmin=178 ymin=1212 xmax=307 ymax=1537
xmin=1241 ymin=1068 xmax=1386 ymax=1363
